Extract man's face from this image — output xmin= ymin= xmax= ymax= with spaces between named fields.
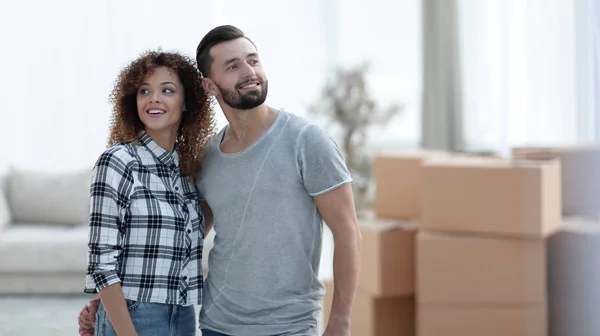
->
xmin=205 ymin=38 xmax=268 ymax=110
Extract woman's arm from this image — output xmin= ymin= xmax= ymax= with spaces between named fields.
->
xmin=86 ymin=149 xmax=136 ymax=335
xmin=99 ymin=284 xmax=137 ymax=336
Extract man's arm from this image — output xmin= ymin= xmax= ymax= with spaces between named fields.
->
xmin=200 ymin=200 xmax=213 ymax=234
xmin=314 ymin=183 xmax=362 ymax=335
xmin=295 ymin=123 xmax=360 ymax=334
xmin=78 ymin=296 xmax=100 ymax=336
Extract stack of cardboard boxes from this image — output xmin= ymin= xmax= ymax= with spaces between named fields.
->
xmin=321 ymin=217 xmax=417 ymax=335
xmin=322 ymin=150 xmax=562 ymax=335
xmin=322 ymin=151 xmax=437 ymax=335
xmin=417 ymin=157 xmax=561 ymax=335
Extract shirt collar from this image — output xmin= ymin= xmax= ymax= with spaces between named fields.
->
xmin=139 ymin=131 xmax=179 ymax=168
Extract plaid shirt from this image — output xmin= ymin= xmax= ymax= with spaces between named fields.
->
xmin=85 ymin=131 xmax=204 ymax=306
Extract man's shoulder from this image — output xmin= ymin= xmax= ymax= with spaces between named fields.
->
xmin=281 ymin=110 xmax=309 ymax=128
xmin=207 ymin=127 xmax=223 ymax=143
xmin=280 ymin=111 xmax=326 ymax=140
xmin=283 ymin=112 xmax=331 ymax=144
xmin=204 ymin=130 xmax=223 ymax=153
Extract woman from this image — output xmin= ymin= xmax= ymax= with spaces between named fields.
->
xmin=83 ymin=50 xmax=215 ymax=336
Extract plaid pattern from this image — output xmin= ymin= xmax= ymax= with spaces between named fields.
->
xmin=85 ymin=131 xmax=204 ymax=306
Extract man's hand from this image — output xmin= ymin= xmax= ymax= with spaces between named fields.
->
xmin=78 ymin=298 xmax=100 ymax=336
xmin=322 ymin=319 xmax=350 ymax=336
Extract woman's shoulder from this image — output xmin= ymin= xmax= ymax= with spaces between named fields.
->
xmin=94 ymin=143 xmax=138 ymax=169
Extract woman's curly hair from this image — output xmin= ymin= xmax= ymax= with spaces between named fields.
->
xmin=107 ymin=50 xmax=216 ymax=178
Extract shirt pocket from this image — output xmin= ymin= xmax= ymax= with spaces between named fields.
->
xmin=129 ymin=185 xmax=186 ymax=231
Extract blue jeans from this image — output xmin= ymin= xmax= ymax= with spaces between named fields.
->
xmin=201 ymin=329 xmax=229 ymax=336
xmin=95 ymin=300 xmax=196 ymax=336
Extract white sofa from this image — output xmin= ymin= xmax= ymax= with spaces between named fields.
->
xmin=0 ymin=167 xmax=213 ymax=295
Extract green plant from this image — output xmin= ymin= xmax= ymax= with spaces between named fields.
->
xmin=310 ymin=62 xmax=404 ymax=209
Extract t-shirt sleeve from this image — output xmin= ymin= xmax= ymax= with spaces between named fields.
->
xmin=296 ymin=124 xmax=353 ymax=196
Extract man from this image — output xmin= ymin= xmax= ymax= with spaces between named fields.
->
xmin=79 ymin=25 xmax=361 ymax=336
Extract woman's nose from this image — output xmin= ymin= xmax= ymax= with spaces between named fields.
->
xmin=150 ymin=91 xmax=161 ymax=103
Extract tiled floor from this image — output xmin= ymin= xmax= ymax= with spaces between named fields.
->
xmin=0 ymin=228 xmax=334 ymax=335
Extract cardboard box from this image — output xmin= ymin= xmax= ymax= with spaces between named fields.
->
xmin=453 ymin=150 xmax=503 ymax=160
xmin=373 ymin=151 xmax=447 ymax=220
xmin=373 ymin=151 xmax=502 ymax=220
xmin=511 ymin=143 xmax=600 ymax=160
xmin=322 ymin=279 xmax=415 ymax=336
xmin=421 ymin=158 xmax=562 ymax=237
xmin=352 ymin=288 xmax=415 ymax=336
xmin=513 ymin=144 xmax=600 ymax=218
xmin=417 ymin=231 xmax=546 ymax=304
xmin=418 ymin=303 xmax=547 ymax=336
xmin=358 ymin=218 xmax=418 ymax=296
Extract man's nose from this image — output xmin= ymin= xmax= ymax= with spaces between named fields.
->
xmin=240 ymin=61 xmax=256 ymax=78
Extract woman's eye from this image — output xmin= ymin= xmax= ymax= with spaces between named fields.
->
xmin=139 ymin=89 xmax=149 ymax=95
xmin=164 ymin=88 xmax=174 ymax=93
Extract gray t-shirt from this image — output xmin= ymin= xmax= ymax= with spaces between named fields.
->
xmin=196 ymin=111 xmax=352 ymax=335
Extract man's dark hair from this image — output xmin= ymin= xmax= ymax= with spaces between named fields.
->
xmin=196 ymin=25 xmax=256 ymax=78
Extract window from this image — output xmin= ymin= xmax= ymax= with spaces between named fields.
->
xmin=459 ymin=0 xmax=578 ymax=154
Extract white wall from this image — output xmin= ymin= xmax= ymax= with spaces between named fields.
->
xmin=0 ymin=0 xmax=422 ymax=172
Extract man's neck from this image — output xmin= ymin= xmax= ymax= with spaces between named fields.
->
xmin=221 ymin=104 xmax=279 ymax=144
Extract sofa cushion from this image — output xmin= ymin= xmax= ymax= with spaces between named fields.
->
xmin=6 ymin=167 xmax=91 ymax=226
xmin=0 ymin=224 xmax=89 ymax=273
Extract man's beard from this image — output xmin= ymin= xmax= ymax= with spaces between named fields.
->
xmin=216 ymin=78 xmax=268 ymax=110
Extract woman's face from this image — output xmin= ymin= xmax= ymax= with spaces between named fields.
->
xmin=137 ymin=66 xmax=185 ymax=137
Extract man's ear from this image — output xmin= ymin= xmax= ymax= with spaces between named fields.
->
xmin=202 ymin=78 xmax=218 ymax=97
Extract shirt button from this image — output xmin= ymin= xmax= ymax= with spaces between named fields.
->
xmin=183 ymin=276 xmax=187 ymax=280
xmin=187 ymin=229 xmax=191 ymax=234
xmin=175 ymin=186 xmax=179 ymax=191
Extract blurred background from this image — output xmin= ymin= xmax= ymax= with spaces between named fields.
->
xmin=0 ymin=0 xmax=598 ymax=335
xmin=1 ymin=0 xmax=592 ymax=174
